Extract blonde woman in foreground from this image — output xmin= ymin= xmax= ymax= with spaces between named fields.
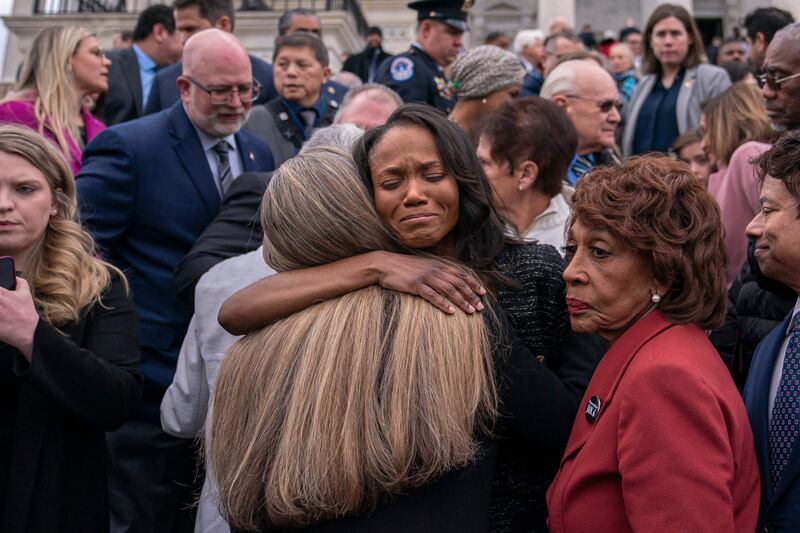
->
xmin=0 ymin=124 xmax=140 ymax=532
xmin=209 ymin=148 xmax=577 ymax=533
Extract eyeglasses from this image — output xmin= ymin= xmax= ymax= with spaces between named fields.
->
xmin=756 ymin=71 xmax=800 ymax=91
xmin=185 ymin=76 xmax=261 ymax=104
xmin=563 ymin=94 xmax=623 ymax=113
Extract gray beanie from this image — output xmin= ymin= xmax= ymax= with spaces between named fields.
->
xmin=449 ymin=45 xmax=526 ymax=99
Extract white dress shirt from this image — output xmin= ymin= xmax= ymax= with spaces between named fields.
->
xmin=194 ymin=127 xmax=244 ymax=196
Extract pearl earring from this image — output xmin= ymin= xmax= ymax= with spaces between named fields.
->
xmin=651 ymin=293 xmax=661 ymax=305
xmin=481 ymin=98 xmax=487 ymax=104
xmin=518 ymin=184 xmax=524 ymax=191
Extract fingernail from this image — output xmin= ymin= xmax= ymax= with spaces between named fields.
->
xmin=467 ymin=305 xmax=475 ymax=313
xmin=479 ymin=287 xmax=487 ymax=295
xmin=476 ymin=301 xmax=484 ymax=311
xmin=448 ymin=305 xmax=456 ymax=313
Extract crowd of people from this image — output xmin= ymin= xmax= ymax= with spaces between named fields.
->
xmin=1 ymin=0 xmax=800 ymax=532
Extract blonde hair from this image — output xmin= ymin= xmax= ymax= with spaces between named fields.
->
xmin=210 ymin=149 xmax=497 ymax=529
xmin=704 ymin=82 xmax=773 ymax=165
xmin=0 ymin=124 xmax=125 ymax=326
xmin=6 ymin=26 xmax=93 ymax=167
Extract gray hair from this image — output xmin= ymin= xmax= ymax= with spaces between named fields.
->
xmin=512 ymin=29 xmax=545 ymax=55
xmin=334 ymin=83 xmax=402 ymax=123
xmin=540 ymin=59 xmax=586 ymax=99
xmin=774 ymin=20 xmax=800 ymax=42
xmin=300 ymin=124 xmax=365 ymax=154
xmin=449 ymin=45 xmax=525 ymax=99
xmin=277 ymin=8 xmax=318 ymax=36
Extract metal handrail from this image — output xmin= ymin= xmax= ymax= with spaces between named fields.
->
xmin=32 ymin=0 xmax=369 ymax=34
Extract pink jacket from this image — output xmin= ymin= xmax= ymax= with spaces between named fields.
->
xmin=0 ymin=98 xmax=106 ymax=175
xmin=707 ymin=141 xmax=769 ymax=287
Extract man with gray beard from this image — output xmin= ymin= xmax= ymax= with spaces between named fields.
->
xmin=76 ymin=28 xmax=273 ymax=533
xmin=760 ymin=22 xmax=800 ymax=131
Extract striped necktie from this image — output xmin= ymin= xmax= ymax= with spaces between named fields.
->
xmin=769 ymin=315 xmax=800 ymax=491
xmin=570 ymin=154 xmax=594 ymax=183
xmin=212 ymin=140 xmax=233 ymax=195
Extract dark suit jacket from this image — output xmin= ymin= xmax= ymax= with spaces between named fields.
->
xmin=143 ymin=54 xmax=278 ymax=115
xmin=102 ymin=48 xmax=145 ymax=125
xmin=76 ymin=102 xmax=274 ymax=403
xmin=174 ymin=170 xmax=271 ymax=305
xmin=0 ymin=275 xmax=141 ymax=533
xmin=342 ymin=46 xmax=392 ymax=82
xmin=744 ymin=310 xmax=800 ymax=533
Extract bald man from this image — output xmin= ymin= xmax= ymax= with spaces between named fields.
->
xmin=76 ymin=29 xmax=274 ymax=533
xmin=540 ymin=59 xmax=622 ymax=184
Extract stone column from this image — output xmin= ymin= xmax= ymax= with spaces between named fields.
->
xmin=538 ymin=0 xmax=575 ymax=31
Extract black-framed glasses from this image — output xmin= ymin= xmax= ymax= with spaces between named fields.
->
xmin=756 ymin=71 xmax=800 ymax=91
xmin=185 ymin=76 xmax=261 ymax=104
xmin=564 ymin=94 xmax=623 ymax=113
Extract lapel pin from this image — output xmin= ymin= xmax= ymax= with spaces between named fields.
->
xmin=279 ymin=112 xmax=289 ymax=121
xmin=585 ymin=396 xmax=602 ymax=424
xmin=249 ymin=152 xmax=254 ymax=161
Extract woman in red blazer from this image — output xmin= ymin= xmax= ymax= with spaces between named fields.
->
xmin=546 ymin=156 xmax=760 ymax=532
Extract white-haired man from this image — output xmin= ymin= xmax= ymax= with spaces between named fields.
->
xmin=515 ymin=29 xmax=546 ymax=96
xmin=540 ymin=59 xmax=622 ymax=184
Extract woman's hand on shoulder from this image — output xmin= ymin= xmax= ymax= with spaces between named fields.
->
xmin=372 ymin=251 xmax=486 ymax=314
xmin=0 ymin=277 xmax=39 ymax=360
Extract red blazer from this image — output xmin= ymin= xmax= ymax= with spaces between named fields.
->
xmin=547 ymin=310 xmax=760 ymax=533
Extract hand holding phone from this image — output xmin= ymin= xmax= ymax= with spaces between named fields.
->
xmin=0 ymin=257 xmax=15 ymax=290
xmin=0 ymin=273 xmax=39 ymax=360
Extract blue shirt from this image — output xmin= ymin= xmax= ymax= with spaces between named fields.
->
xmin=132 ymin=43 xmax=158 ymax=108
xmin=567 ymin=152 xmax=595 ymax=185
xmin=632 ymin=70 xmax=684 ymax=155
xmin=280 ymin=94 xmax=328 ymax=143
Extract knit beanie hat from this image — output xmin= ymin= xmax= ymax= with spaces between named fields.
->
xmin=449 ymin=45 xmax=525 ymax=99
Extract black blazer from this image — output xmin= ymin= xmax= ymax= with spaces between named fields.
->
xmin=174 ymin=171 xmax=271 ymax=305
xmin=0 ymin=275 xmax=141 ymax=532
xmin=342 ymin=46 xmax=393 ymax=82
xmin=103 ymin=48 xmax=144 ymax=125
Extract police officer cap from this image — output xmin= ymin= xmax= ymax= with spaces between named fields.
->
xmin=407 ymin=0 xmax=472 ymax=33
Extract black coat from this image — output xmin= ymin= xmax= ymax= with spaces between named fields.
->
xmin=101 ymin=48 xmax=144 ymax=126
xmin=173 ymin=171 xmax=272 ymax=305
xmin=711 ymin=241 xmax=795 ymax=389
xmin=0 ymin=275 xmax=142 ymax=532
xmin=342 ymin=46 xmax=393 ymax=83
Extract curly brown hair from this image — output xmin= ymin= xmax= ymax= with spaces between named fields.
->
xmin=570 ymin=155 xmax=727 ymax=330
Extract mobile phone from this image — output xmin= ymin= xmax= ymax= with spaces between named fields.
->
xmin=0 ymin=257 xmax=16 ymax=290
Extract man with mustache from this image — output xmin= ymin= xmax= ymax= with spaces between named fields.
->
xmin=76 ymin=29 xmax=274 ymax=533
xmin=244 ymin=32 xmax=338 ymax=167
xmin=760 ymin=22 xmax=800 ymax=132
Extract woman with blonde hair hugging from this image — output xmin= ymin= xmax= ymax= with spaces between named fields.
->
xmin=0 ymin=26 xmax=110 ymax=174
xmin=209 ymin=148 xmax=576 ymax=532
xmin=0 ymin=124 xmax=140 ymax=532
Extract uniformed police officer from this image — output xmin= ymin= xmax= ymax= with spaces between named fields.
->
xmin=244 ymin=33 xmax=340 ymax=167
xmin=374 ymin=0 xmax=471 ymax=114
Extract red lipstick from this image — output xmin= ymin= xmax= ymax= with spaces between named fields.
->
xmin=566 ymin=298 xmax=589 ymax=314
